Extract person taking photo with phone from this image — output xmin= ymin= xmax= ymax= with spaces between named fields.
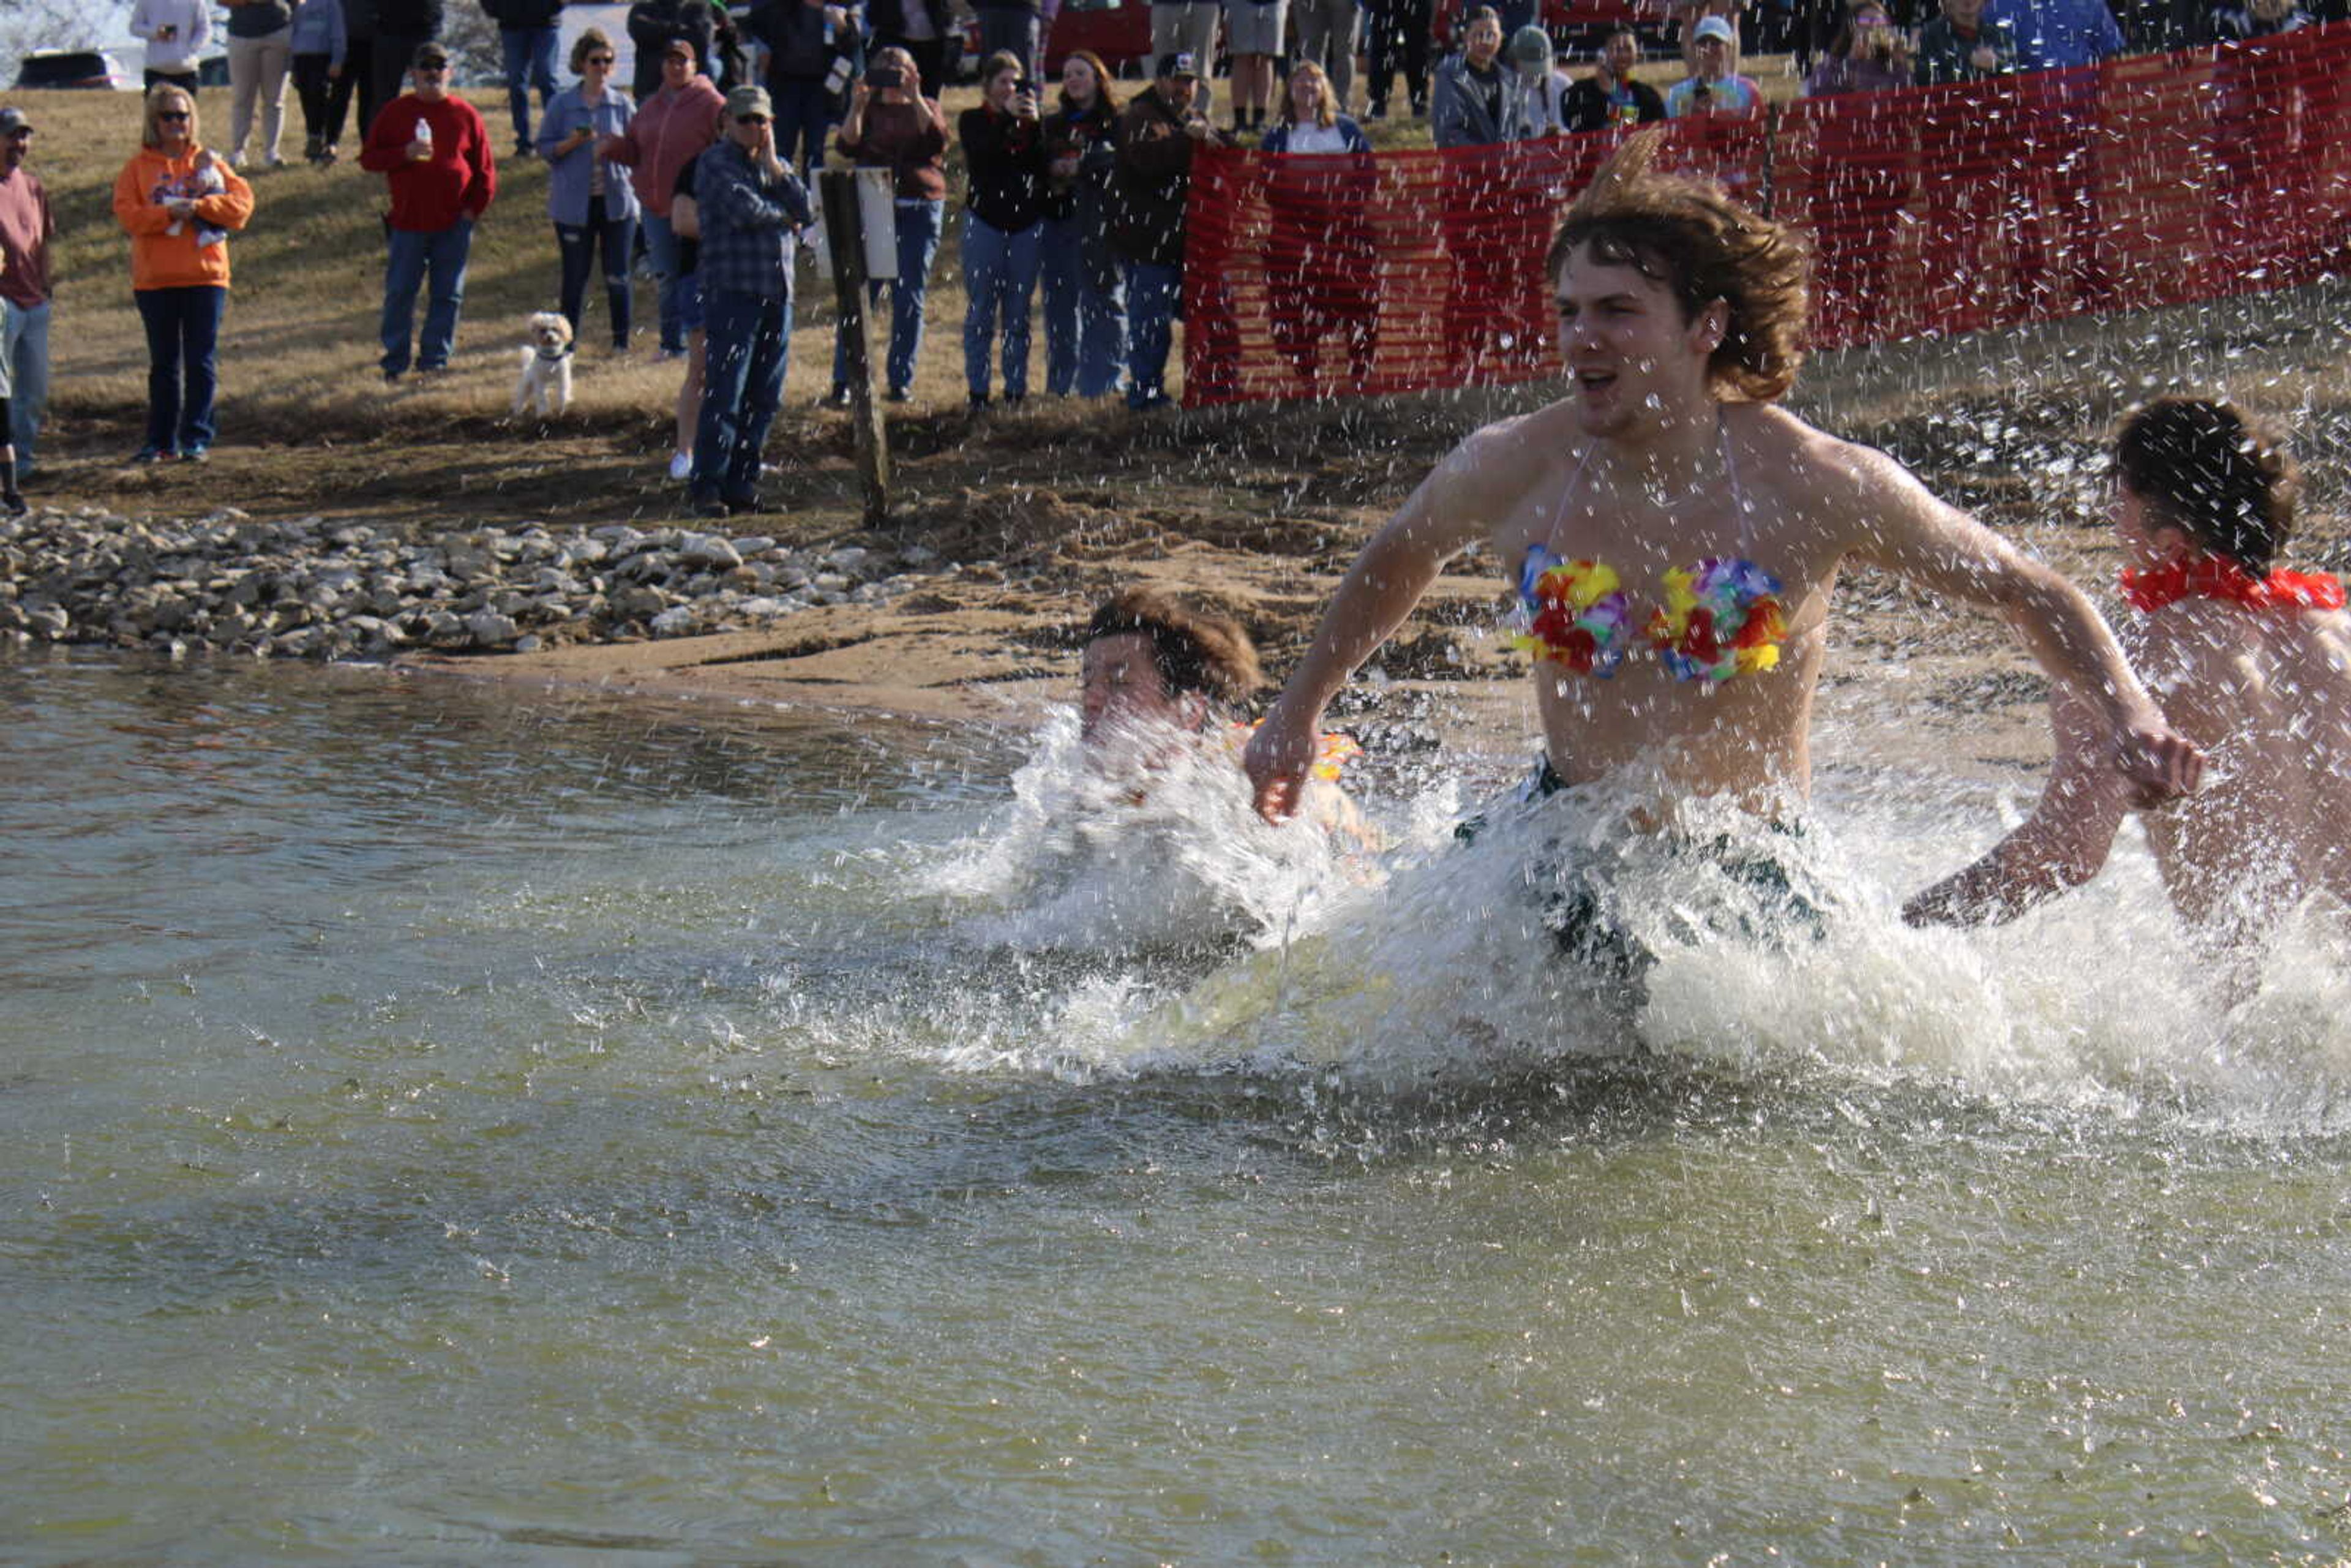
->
xmin=827 ymin=45 xmax=948 ymax=404
xmin=959 ymin=51 xmax=1049 ymax=409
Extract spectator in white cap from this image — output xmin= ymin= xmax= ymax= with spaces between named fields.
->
xmin=1665 ymin=15 xmax=1763 ymax=116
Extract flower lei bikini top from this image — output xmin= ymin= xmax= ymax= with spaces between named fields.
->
xmin=2120 ymin=555 xmax=2347 ymax=615
xmin=1506 ymin=421 xmax=1791 ymax=685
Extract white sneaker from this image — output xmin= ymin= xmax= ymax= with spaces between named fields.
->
xmin=667 ymin=450 xmax=691 ymax=481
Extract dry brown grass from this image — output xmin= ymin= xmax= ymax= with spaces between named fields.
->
xmin=27 ymin=59 xmax=1766 ymax=449
xmin=18 ymin=67 xmax=2349 ymax=571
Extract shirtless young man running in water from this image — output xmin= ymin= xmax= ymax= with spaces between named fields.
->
xmin=1907 ymin=398 xmax=2351 ymax=959
xmin=1245 ymin=133 xmax=2201 ymax=857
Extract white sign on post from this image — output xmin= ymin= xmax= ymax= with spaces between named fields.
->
xmin=855 ymin=168 xmax=898 ymax=281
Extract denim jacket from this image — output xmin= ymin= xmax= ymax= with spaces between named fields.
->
xmin=537 ymin=85 xmax=641 ymax=224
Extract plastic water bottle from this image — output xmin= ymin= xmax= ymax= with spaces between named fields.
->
xmin=414 ymin=116 xmax=432 ymax=151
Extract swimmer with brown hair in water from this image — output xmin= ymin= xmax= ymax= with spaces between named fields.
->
xmin=1907 ymin=397 xmax=2351 ymax=958
xmin=1245 ymin=130 xmax=2202 ymax=857
xmin=1084 ymin=586 xmax=1371 ymax=844
xmin=1081 ymin=587 xmax=1264 ymax=743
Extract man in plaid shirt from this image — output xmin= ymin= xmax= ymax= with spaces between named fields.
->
xmin=690 ymin=83 xmax=814 ymax=517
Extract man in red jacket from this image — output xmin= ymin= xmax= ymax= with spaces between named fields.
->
xmin=359 ymin=42 xmax=497 ymax=381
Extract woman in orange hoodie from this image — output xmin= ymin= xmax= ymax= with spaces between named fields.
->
xmin=113 ymin=84 xmax=254 ymax=463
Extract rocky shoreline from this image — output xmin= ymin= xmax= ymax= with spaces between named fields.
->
xmin=0 ymin=505 xmax=931 ymax=661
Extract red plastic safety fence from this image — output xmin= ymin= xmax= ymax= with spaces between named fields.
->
xmin=1180 ymin=21 xmax=2351 ymax=407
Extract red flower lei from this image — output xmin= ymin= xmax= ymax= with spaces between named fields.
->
xmin=2120 ymin=555 xmax=2347 ymax=615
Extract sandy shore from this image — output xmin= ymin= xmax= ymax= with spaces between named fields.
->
xmin=399 ymin=525 xmax=2074 ymax=797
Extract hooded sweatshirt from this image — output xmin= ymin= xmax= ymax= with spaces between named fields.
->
xmin=112 ymin=144 xmax=256 ymax=291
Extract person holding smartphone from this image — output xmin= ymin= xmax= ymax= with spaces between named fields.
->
xmin=129 ymin=0 xmax=213 ymax=91
xmin=538 ymin=28 xmax=639 ymax=353
xmin=827 ymin=46 xmax=948 ymax=405
xmin=959 ymin=52 xmax=1049 ymax=409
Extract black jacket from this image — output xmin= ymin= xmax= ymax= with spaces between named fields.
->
xmin=871 ymin=0 xmax=953 ymax=41
xmin=746 ymin=0 xmax=846 ymax=81
xmin=377 ymin=0 xmax=443 ymax=35
xmin=1109 ymin=85 xmax=1210 ymax=267
xmin=481 ymin=0 xmax=565 ymax=28
xmin=961 ymin=104 xmax=1048 ymax=231
xmin=1561 ymin=75 xmax=1665 ymax=132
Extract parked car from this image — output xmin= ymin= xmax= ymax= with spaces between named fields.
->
xmin=1043 ymin=0 xmax=1153 ymax=76
xmin=13 ymin=48 xmax=128 ymax=90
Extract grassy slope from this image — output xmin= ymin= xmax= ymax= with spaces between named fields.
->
xmin=31 ymin=52 xmax=1749 ymax=441
xmin=27 ymin=64 xmax=2341 ymax=571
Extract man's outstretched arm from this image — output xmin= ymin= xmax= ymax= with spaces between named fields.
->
xmin=1903 ymin=686 xmax=2129 ymax=925
xmin=1842 ymin=443 xmax=2203 ymax=808
xmin=1245 ymin=435 xmax=1507 ymax=822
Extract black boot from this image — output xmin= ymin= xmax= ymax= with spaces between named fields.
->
xmin=1 ymin=457 xmax=24 ymax=517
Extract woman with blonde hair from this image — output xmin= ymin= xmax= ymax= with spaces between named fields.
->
xmin=113 ymin=86 xmax=255 ymax=463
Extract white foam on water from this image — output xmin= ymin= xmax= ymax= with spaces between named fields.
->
xmin=861 ymin=748 xmax=2351 ymax=1133
xmin=913 ymin=708 xmax=1399 ymax=955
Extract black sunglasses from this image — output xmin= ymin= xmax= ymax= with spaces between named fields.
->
xmin=735 ymin=113 xmax=770 ymax=124
xmin=587 ymin=54 xmax=615 ymax=65
xmin=156 ymin=110 xmax=191 ymax=121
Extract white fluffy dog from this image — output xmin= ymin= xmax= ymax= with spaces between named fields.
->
xmin=511 ymin=311 xmax=575 ymax=418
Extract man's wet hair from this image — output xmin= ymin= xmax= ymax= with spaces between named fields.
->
xmin=1547 ymin=129 xmax=1811 ymax=403
xmin=2117 ymin=397 xmax=2298 ymax=572
xmin=1086 ymin=589 xmax=1262 ymax=710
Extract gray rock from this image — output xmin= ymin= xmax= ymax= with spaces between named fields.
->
xmin=466 ymin=610 xmax=520 ymax=645
xmin=678 ymin=533 xmax=744 ymax=569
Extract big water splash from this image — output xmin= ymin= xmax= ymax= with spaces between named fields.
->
xmin=887 ymin=717 xmax=2351 ymax=1131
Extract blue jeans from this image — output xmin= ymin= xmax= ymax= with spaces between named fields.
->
xmin=641 ymin=213 xmax=690 ymax=352
xmin=961 ymin=214 xmax=1041 ymax=400
xmin=381 ymin=220 xmax=474 ymax=375
xmin=134 ymin=285 xmax=226 ymax=454
xmin=831 ymin=196 xmax=942 ymax=397
xmin=1040 ymin=215 xmax=1124 ymax=397
xmin=557 ymin=196 xmax=637 ymax=349
xmin=3 ymin=296 xmax=48 ymax=466
xmin=501 ymin=26 xmax=558 ymax=145
xmin=694 ymin=286 xmax=793 ymax=504
xmin=1123 ymin=258 xmax=1181 ymax=407
xmin=771 ymin=77 xmax=835 ymax=177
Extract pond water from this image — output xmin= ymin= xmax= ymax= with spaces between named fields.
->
xmin=6 ymin=651 xmax=2350 ymax=1564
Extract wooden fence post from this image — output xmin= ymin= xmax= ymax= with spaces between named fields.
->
xmin=819 ymin=168 xmax=891 ymax=526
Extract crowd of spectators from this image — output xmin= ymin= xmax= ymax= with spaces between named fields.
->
xmin=0 ymin=0 xmax=2324 ymax=508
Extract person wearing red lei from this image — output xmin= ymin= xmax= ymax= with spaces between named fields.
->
xmin=1911 ymin=397 xmax=2351 ymax=991
xmin=2120 ymin=554 xmax=2346 ymax=615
